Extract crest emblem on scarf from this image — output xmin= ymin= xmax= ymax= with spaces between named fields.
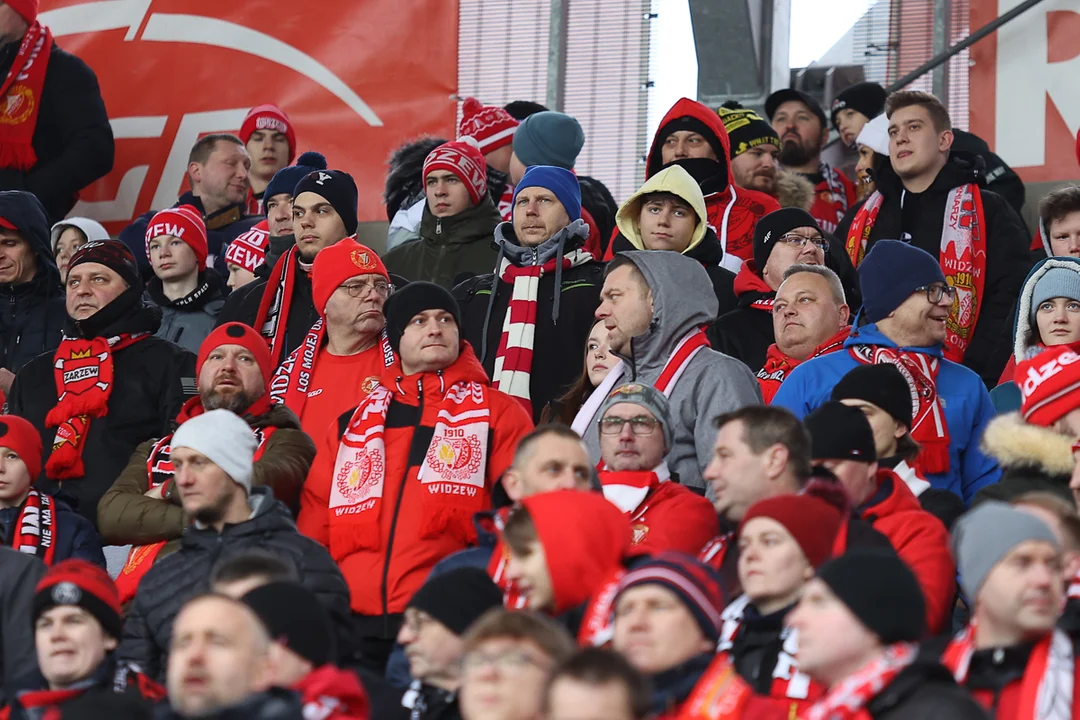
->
xmin=335 ymin=449 xmax=384 ymax=502
xmin=53 ymin=348 xmax=110 ymax=400
xmin=426 ymin=433 xmax=483 ymax=481
xmin=361 ymin=376 xmax=379 ymax=394
xmin=0 ymin=85 xmax=34 ymax=125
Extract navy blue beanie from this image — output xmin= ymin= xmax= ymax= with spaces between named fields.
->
xmin=292 ymin=168 xmax=359 ymax=236
xmin=514 ymin=166 xmax=581 ymax=222
xmin=512 ymin=111 xmax=585 ymax=169
xmin=263 ymin=151 xmax=328 ymax=210
xmin=859 ymin=240 xmax=946 ymax=323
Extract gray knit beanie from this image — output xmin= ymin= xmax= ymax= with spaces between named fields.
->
xmin=953 ymin=501 xmax=1061 ymax=600
xmin=172 ymin=409 xmax=257 ymax=493
xmin=597 ymin=383 xmax=674 ymax=451
xmin=1031 ymin=266 xmax=1080 ymax=325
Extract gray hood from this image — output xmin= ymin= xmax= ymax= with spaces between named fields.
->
xmin=618 ymin=250 xmax=719 ymax=379
xmin=1012 ymin=256 xmax=1080 ymax=363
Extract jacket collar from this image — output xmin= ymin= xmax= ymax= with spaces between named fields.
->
xmin=845 ymin=321 xmax=944 ymax=358
xmin=493 ymin=219 xmax=589 ymax=267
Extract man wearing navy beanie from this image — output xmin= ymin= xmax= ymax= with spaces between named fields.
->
xmin=772 ymin=238 xmax=1002 ymax=506
xmin=454 ymin=164 xmax=604 ymax=422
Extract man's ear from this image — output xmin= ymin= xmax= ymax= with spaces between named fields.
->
xmin=502 ymin=470 xmax=522 ymax=503
xmin=187 ymin=162 xmax=202 ymax=188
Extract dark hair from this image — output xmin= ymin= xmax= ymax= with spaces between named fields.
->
xmin=1039 ymin=185 xmax=1080 ymax=236
xmin=540 ymin=318 xmax=606 ymax=425
xmin=210 ymin=551 xmax=298 ymax=588
xmin=543 ymin=648 xmax=651 ymax=720
xmin=188 ymin=133 xmax=244 ymax=167
xmin=503 ymin=101 xmax=549 ymax=121
xmin=462 ymin=608 xmax=575 ymax=662
xmin=896 ymin=432 xmax=921 ymax=463
xmin=713 ymin=405 xmax=812 ymax=482
xmin=502 ymin=504 xmax=538 ymax=557
xmin=884 ymin=90 xmax=952 ymax=133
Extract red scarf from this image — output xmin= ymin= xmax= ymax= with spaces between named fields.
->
xmin=699 ymin=532 xmax=732 ymax=572
xmin=492 ymin=248 xmax=594 ymax=414
xmin=254 ymin=245 xmax=304 ymax=362
xmin=849 ymin=344 xmax=950 ymax=475
xmin=328 ymin=378 xmax=490 ymax=560
xmin=943 ymin=624 xmax=1077 ymax=720
xmin=9 ymin=488 xmax=56 ymax=565
xmin=498 ymin=184 xmax=515 ymax=223
xmin=757 ymin=327 xmax=850 ymax=403
xmin=577 ymin=567 xmax=626 ymax=647
xmin=113 ymin=395 xmax=275 ymax=603
xmin=844 ymin=185 xmax=987 ymax=363
xmin=45 ymin=333 xmax=149 ymax=480
xmin=269 ymin=318 xmax=395 ymax=415
xmin=800 ymin=643 xmax=917 ymax=720
xmin=0 ymin=22 xmax=52 ymax=170
xmin=1069 ymin=568 xmax=1080 ymax=601
xmin=677 ymin=652 xmax=755 ymax=720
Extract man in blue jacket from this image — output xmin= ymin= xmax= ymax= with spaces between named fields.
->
xmin=773 ymin=240 xmax=1001 ymax=505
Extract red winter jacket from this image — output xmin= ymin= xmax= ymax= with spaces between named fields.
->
xmin=297 ymin=343 xmax=534 ymax=617
xmin=294 ymin=665 xmax=370 ymax=720
xmin=624 ymin=480 xmax=719 ymax=556
xmin=858 ymin=469 xmax=956 ymax=634
xmin=646 ymin=99 xmax=780 ymax=264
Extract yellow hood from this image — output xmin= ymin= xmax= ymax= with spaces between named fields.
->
xmin=615 ymin=164 xmax=708 ymax=254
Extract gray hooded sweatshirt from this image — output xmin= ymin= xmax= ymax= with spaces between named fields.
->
xmin=582 ymin=251 xmax=762 ymax=489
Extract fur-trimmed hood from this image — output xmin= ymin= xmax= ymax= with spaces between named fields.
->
xmin=775 ymin=169 xmax=815 ymax=211
xmin=981 ymin=411 xmax=1075 ymax=478
xmin=1011 ymin=256 xmax=1080 ymax=363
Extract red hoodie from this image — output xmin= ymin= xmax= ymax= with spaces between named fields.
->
xmin=294 ymin=665 xmax=370 ymax=720
xmin=644 ymin=98 xmax=781 ymax=264
xmin=522 ymin=490 xmax=633 ymax=615
xmin=858 ymin=469 xmax=956 ymax=634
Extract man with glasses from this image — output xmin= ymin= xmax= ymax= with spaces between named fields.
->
xmin=459 ymin=609 xmax=575 ymax=720
xmin=774 ymin=240 xmax=1002 ymax=506
xmin=270 ymin=237 xmax=396 ymax=440
xmin=709 ymin=208 xmax=836 ymax=373
xmin=396 ymin=568 xmax=504 ymax=719
xmin=596 ymin=383 xmax=717 ymax=555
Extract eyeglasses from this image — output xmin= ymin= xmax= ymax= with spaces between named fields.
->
xmin=402 ymin=610 xmax=434 ymax=635
xmin=915 ymin=284 xmax=957 ymax=305
xmin=461 ymin=649 xmax=548 ymax=675
xmin=599 ymin=416 xmax=659 ymax=436
xmin=778 ymin=233 xmax=829 ymax=252
xmin=341 ymin=280 xmax=391 ymax=298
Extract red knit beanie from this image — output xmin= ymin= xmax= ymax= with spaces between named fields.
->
xmin=0 ymin=414 xmax=41 ymax=480
xmin=311 ymin=238 xmax=388 ymax=316
xmin=224 ymin=221 xmax=270 ymax=274
xmin=423 ymin=139 xmax=488 ymax=206
xmin=458 ymin=97 xmax=518 ymax=154
xmin=1017 ymin=343 xmax=1080 ymax=427
xmin=6 ymin=0 xmax=37 ymax=24
xmin=240 ymin=104 xmax=296 ymax=163
xmin=145 ymin=205 xmax=208 ymax=270
xmin=197 ymin=322 xmax=274 ymax=388
xmin=739 ymin=486 xmax=845 ymax=568
xmin=34 ymin=560 xmax=123 ymax=639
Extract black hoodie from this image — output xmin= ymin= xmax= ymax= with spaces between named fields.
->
xmin=835 ymin=153 xmax=1031 ymax=387
xmin=0 ymin=191 xmax=66 ymax=375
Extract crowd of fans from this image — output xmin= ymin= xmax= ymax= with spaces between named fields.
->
xmin=2 ymin=2 xmax=1080 ymax=718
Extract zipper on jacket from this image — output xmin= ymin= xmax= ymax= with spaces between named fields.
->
xmin=381 ymin=376 xmax=422 ymax=637
xmin=436 ymin=218 xmax=442 ymax=236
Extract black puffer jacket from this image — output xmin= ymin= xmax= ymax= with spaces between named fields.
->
xmin=152 ymin=687 xmax=304 ymax=720
xmin=835 ymin=154 xmax=1031 ymax=386
xmin=8 ymin=292 xmax=196 ymax=527
xmin=118 ymin=487 xmax=351 ymax=681
xmin=0 ymin=41 xmax=114 ymax=224
xmin=865 ymin=656 xmax=988 ymax=719
xmin=215 ymin=252 xmax=317 ymax=367
xmin=146 ymin=270 xmax=228 ymax=353
xmin=0 ymin=191 xmax=65 ymax=374
xmin=453 ymin=220 xmax=604 ymax=422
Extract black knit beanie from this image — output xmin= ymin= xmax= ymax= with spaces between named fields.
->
xmin=407 ymin=567 xmax=503 ymax=636
xmin=383 ymin=281 xmax=462 ymax=354
xmin=831 ymin=363 xmax=914 ymax=429
xmin=805 ymin=401 xmax=878 ymax=462
xmin=292 ymin=168 xmax=359 ymax=235
xmin=241 ymin=582 xmax=336 ymax=667
xmin=830 ymin=82 xmax=888 ymax=130
xmin=752 ymin=207 xmax=822 ymax=272
xmin=815 ymin=548 xmax=926 ymax=643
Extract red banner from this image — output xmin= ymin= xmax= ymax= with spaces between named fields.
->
xmin=969 ymin=0 xmax=1080 ymax=184
xmin=40 ymin=0 xmax=459 ymax=231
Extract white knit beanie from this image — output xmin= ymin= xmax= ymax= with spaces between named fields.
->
xmin=171 ymin=409 xmax=257 ymax=492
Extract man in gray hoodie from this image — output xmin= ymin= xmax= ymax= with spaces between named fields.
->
xmin=585 ymin=251 xmax=762 ymax=490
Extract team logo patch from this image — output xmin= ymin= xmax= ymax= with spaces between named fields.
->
xmin=361 ymin=376 xmax=380 ymax=394
xmin=51 ymin=582 xmax=82 ymax=605
xmin=335 ymin=449 xmax=383 ymax=503
xmin=351 ymin=249 xmax=375 ymax=269
xmin=425 ymin=434 xmax=483 ymax=482
xmin=631 ymin=523 xmax=649 ymax=545
xmin=0 ymin=84 xmax=34 ymax=125
xmin=54 ymin=348 xmax=110 ymax=396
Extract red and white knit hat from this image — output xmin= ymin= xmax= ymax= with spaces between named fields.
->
xmin=1017 ymin=343 xmax=1080 ymax=427
xmin=145 ymin=205 xmax=208 ymax=270
xmin=423 ymin=139 xmax=488 ymax=205
xmin=240 ymin=104 xmax=297 ymax=163
xmin=224 ymin=220 xmax=270 ymax=274
xmin=458 ymin=97 xmax=518 ymax=154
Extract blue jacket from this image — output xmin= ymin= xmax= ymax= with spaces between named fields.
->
xmin=772 ymin=324 xmax=1002 ymax=505
xmin=0 ymin=496 xmax=106 ymax=568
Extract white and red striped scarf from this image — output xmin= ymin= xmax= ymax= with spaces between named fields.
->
xmin=269 ymin=319 xmax=395 ymax=417
xmin=492 ymin=248 xmax=593 ymax=413
xmin=801 ymin=643 xmax=917 ymax=720
xmin=9 ymin=488 xmax=56 ymax=565
xmin=328 ymin=378 xmax=490 ymax=561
